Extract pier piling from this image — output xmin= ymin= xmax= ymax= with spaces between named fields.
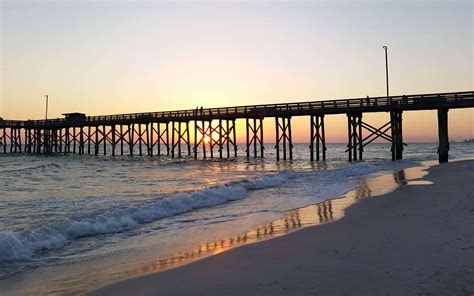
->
xmin=0 ymin=91 xmax=471 ymax=163
xmin=437 ymin=108 xmax=449 ymax=163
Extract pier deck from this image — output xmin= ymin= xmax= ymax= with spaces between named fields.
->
xmin=1 ymin=90 xmax=473 ymax=162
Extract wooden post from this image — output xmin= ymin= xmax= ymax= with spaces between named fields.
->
xmin=316 ymin=116 xmax=321 ymax=161
xmin=138 ymin=124 xmax=142 ymax=156
xmin=65 ymin=128 xmax=69 ymax=155
xmin=396 ymin=111 xmax=403 ymax=160
xmin=226 ymin=120 xmax=230 ymax=158
xmin=310 ymin=115 xmax=314 ymax=161
xmin=233 ymin=119 xmax=238 ymax=157
xmin=11 ymin=128 xmax=15 ymax=153
xmin=352 ymin=117 xmax=357 ymax=161
xmin=186 ymin=121 xmax=191 ymax=156
xmin=347 ymin=115 xmax=352 ymax=162
xmin=72 ymin=127 xmax=76 ymax=154
xmin=209 ymin=121 xmax=213 ymax=158
xmin=103 ymin=125 xmax=107 ymax=155
xmin=282 ymin=118 xmax=287 ymax=160
xmin=26 ymin=129 xmax=31 ymax=153
xmin=390 ymin=111 xmax=404 ymax=161
xmin=150 ymin=123 xmax=155 ymax=157
xmin=165 ymin=122 xmax=170 ymax=156
xmin=178 ymin=121 xmax=182 ymax=158
xmin=321 ymin=115 xmax=326 ymax=161
xmin=129 ymin=124 xmax=134 ymax=157
xmin=111 ymin=125 xmax=116 ymax=156
xmin=171 ymin=121 xmax=175 ymax=158
xmin=275 ymin=117 xmax=280 ymax=161
xmin=120 ymin=125 xmax=124 ymax=156
xmin=358 ymin=115 xmax=363 ymax=160
xmin=158 ymin=123 xmax=162 ymax=156
xmin=437 ymin=108 xmax=449 ymax=163
xmin=79 ymin=127 xmax=84 ymax=154
xmin=259 ymin=118 xmax=264 ymax=158
xmin=219 ymin=119 xmax=223 ymax=159
xmin=58 ymin=128 xmax=62 ymax=153
xmin=201 ymin=120 xmax=206 ymax=159
xmin=253 ymin=118 xmax=257 ymax=158
xmin=246 ymin=118 xmax=250 ymax=158
xmin=3 ymin=128 xmax=6 ymax=154
xmin=55 ymin=129 xmax=59 ymax=153
xmin=86 ymin=126 xmax=90 ymax=155
xmin=194 ymin=121 xmax=198 ymax=159
xmin=288 ymin=117 xmax=293 ymax=160
xmin=145 ymin=123 xmax=150 ymax=156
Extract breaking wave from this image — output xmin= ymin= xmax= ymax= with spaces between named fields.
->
xmin=0 ymin=171 xmax=296 ymax=262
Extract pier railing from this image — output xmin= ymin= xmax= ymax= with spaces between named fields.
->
xmin=1 ymin=90 xmax=473 ymax=162
xmin=2 ymin=91 xmax=472 ymax=128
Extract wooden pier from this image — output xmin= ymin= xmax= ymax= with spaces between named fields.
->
xmin=1 ymin=91 xmax=473 ymax=162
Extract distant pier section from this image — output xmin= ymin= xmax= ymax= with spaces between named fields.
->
xmin=1 ymin=91 xmax=473 ymax=162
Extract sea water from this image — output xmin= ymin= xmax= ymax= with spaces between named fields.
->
xmin=0 ymin=143 xmax=472 ymax=295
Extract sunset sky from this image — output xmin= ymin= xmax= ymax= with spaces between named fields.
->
xmin=1 ymin=0 xmax=473 ymax=143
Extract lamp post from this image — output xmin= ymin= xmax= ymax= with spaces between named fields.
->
xmin=45 ymin=95 xmax=49 ymax=120
xmin=382 ymin=46 xmax=389 ymax=98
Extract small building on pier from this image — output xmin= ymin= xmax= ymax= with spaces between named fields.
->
xmin=63 ymin=112 xmax=86 ymax=122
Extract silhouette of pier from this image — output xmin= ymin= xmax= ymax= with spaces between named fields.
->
xmin=1 ymin=90 xmax=473 ymax=162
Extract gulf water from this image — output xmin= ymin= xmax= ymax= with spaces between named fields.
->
xmin=0 ymin=142 xmax=472 ymax=295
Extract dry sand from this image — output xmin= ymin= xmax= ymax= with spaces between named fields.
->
xmin=91 ymin=160 xmax=474 ymax=296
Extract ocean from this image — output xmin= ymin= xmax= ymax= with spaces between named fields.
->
xmin=0 ymin=142 xmax=472 ymax=295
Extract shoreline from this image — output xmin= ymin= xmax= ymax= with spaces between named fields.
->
xmin=90 ymin=159 xmax=474 ymax=295
xmin=0 ymin=158 xmax=433 ymax=295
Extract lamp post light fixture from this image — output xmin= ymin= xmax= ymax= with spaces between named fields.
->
xmin=382 ymin=45 xmax=389 ymax=98
xmin=45 ymin=95 xmax=49 ymax=120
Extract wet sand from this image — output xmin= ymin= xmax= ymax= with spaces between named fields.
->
xmin=91 ymin=160 xmax=474 ymax=296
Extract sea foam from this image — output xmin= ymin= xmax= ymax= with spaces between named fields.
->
xmin=0 ymin=171 xmax=295 ymax=261
xmin=0 ymin=160 xmax=421 ymax=262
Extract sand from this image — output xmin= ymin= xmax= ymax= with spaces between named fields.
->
xmin=91 ymin=160 xmax=474 ymax=296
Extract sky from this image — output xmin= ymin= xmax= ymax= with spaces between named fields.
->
xmin=1 ymin=0 xmax=473 ymax=143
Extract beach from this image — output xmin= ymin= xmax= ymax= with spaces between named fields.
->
xmin=91 ymin=160 xmax=474 ymax=296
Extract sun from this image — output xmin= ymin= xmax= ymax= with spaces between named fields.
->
xmin=203 ymin=136 xmax=211 ymax=144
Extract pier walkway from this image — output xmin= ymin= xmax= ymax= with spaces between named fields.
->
xmin=1 ymin=90 xmax=473 ymax=162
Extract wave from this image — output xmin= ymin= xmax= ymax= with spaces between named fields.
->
xmin=0 ymin=159 xmax=422 ymax=263
xmin=0 ymin=171 xmax=296 ymax=262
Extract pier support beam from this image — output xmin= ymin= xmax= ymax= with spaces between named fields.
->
xmin=150 ymin=122 xmax=169 ymax=156
xmin=310 ymin=115 xmax=326 ymax=161
xmin=194 ymin=120 xmax=237 ymax=159
xmin=35 ymin=128 xmax=44 ymax=154
xmin=10 ymin=127 xmax=22 ymax=153
xmin=217 ymin=119 xmax=237 ymax=158
xmin=103 ymin=125 xmax=114 ymax=156
xmin=1 ymin=128 xmax=6 ymax=154
xmin=437 ymin=108 xmax=449 ymax=163
xmin=171 ymin=121 xmax=190 ymax=158
xmin=94 ymin=126 xmax=106 ymax=155
xmin=128 ymin=124 xmax=135 ymax=156
xmin=246 ymin=117 xmax=264 ymax=158
xmin=390 ymin=110 xmax=403 ymax=161
xmin=194 ymin=120 xmax=212 ymax=159
xmin=347 ymin=113 xmax=363 ymax=162
xmin=346 ymin=116 xmax=406 ymax=162
xmin=275 ymin=117 xmax=292 ymax=160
